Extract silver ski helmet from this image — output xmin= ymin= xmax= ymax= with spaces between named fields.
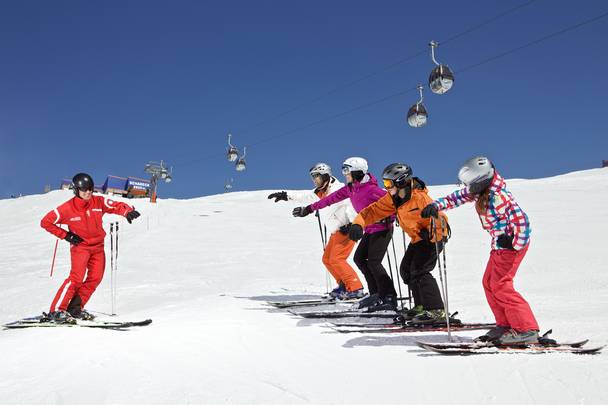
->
xmin=72 ymin=172 xmax=94 ymax=196
xmin=382 ymin=163 xmax=413 ymax=189
xmin=458 ymin=156 xmax=494 ymax=194
xmin=309 ymin=162 xmax=332 ymax=177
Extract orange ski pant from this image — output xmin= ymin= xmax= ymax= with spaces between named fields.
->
xmin=322 ymin=231 xmax=363 ymax=292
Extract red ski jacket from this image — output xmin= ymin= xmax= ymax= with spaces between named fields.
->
xmin=41 ymin=195 xmax=134 ymax=247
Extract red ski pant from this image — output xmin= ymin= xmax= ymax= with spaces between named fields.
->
xmin=322 ymin=232 xmax=363 ymax=292
xmin=482 ymin=245 xmax=539 ymax=332
xmin=50 ymin=244 xmax=106 ymax=312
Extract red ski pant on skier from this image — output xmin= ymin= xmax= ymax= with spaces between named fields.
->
xmin=482 ymin=245 xmax=539 ymax=332
xmin=50 ymin=244 xmax=106 ymax=312
xmin=322 ymin=232 xmax=362 ymax=292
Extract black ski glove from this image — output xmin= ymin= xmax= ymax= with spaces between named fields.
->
xmin=64 ymin=231 xmax=84 ymax=246
xmin=348 ymin=224 xmax=364 ymax=241
xmin=126 ymin=210 xmax=141 ymax=224
xmin=339 ymin=223 xmax=352 ymax=235
xmin=292 ymin=206 xmax=312 ymax=217
xmin=496 ymin=234 xmax=514 ymax=250
xmin=419 ymin=227 xmax=431 ymax=242
xmin=267 ymin=191 xmax=288 ymax=202
xmin=421 ymin=204 xmax=438 ymax=219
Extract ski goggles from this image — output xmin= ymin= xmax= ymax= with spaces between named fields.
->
xmin=341 ymin=165 xmax=353 ymax=175
xmin=382 ymin=178 xmax=396 ymax=189
xmin=383 ymin=176 xmax=411 ymax=189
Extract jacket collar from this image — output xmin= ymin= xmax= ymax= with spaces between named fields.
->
xmin=488 ymin=171 xmax=505 ymax=193
xmin=72 ymin=196 xmax=92 ymax=211
xmin=349 ymin=173 xmax=376 ymax=192
xmin=392 ymin=177 xmax=428 ymax=207
xmin=314 ymin=177 xmax=334 ymax=195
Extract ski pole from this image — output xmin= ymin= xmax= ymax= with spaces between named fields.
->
xmin=49 ymin=239 xmax=59 ymax=277
xmin=110 ymin=223 xmax=115 ymax=315
xmin=324 ymin=225 xmax=330 ymax=293
xmin=114 ymin=222 xmax=119 ymax=315
xmin=440 ymin=217 xmax=451 ymax=334
xmin=385 ymin=228 xmax=396 ymax=290
xmin=390 ymin=233 xmax=404 ymax=310
xmin=315 ymin=211 xmax=329 ymax=294
xmin=402 ymin=230 xmax=413 ymax=305
xmin=432 ymin=217 xmax=451 ymax=341
xmin=315 ymin=211 xmax=326 ymax=249
xmin=386 ymin=243 xmax=394 ymax=283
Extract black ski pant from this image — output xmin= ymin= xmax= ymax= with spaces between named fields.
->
xmin=353 ymin=228 xmax=396 ymax=299
xmin=400 ymin=240 xmax=444 ymax=310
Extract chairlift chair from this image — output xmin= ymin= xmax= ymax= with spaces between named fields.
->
xmin=428 ymin=41 xmax=455 ymax=95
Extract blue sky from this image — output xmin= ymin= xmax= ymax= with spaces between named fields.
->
xmin=1 ymin=0 xmax=606 ymax=199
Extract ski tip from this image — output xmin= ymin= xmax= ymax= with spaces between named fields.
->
xmin=124 ymin=319 xmax=152 ymax=327
xmin=416 ymin=341 xmax=429 ymax=348
xmin=578 ymin=345 xmax=606 ymax=354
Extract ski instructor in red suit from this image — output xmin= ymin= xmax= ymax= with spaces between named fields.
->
xmin=40 ymin=173 xmax=141 ymax=322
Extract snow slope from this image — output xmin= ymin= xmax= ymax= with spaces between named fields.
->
xmin=1 ymin=168 xmax=607 ymax=405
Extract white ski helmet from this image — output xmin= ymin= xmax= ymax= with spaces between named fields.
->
xmin=458 ymin=156 xmax=495 ymax=192
xmin=342 ymin=157 xmax=368 ymax=175
xmin=309 ymin=162 xmax=332 ymax=177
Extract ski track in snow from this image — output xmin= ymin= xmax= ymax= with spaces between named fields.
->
xmin=1 ymin=168 xmax=608 ymax=404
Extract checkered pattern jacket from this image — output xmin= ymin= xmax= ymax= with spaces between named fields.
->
xmin=433 ymin=172 xmax=530 ymax=250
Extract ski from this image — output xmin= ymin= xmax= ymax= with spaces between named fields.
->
xmin=330 ymin=322 xmax=496 ymax=334
xmin=418 ymin=338 xmax=589 ymax=350
xmin=331 ymin=321 xmax=404 ymax=328
xmin=416 ymin=329 xmax=604 ymax=355
xmin=417 ymin=341 xmax=603 ymax=355
xmin=289 ymin=309 xmax=397 ymax=319
xmin=267 ymin=299 xmax=330 ymax=308
xmin=267 ymin=298 xmax=360 ymax=309
xmin=3 ymin=317 xmax=152 ymax=330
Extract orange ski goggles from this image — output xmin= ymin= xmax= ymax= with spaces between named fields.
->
xmin=382 ymin=178 xmax=395 ymax=189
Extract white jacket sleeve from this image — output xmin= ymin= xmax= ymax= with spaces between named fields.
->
xmin=287 ymin=189 xmax=319 ymax=205
xmin=343 ymin=203 xmax=357 ymax=222
xmin=322 ymin=179 xmax=357 ymax=234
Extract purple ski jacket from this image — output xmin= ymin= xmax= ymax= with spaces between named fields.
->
xmin=309 ymin=173 xmax=394 ymax=234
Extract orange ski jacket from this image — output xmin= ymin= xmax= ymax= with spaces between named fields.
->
xmin=353 ymin=180 xmax=448 ymax=244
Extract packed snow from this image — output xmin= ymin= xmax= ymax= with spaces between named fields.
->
xmin=1 ymin=168 xmax=607 ymax=404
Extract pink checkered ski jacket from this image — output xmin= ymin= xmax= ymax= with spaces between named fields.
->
xmin=432 ymin=172 xmax=530 ymax=251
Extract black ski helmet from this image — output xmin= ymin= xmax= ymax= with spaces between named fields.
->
xmin=382 ymin=163 xmax=413 ymax=188
xmin=72 ymin=173 xmax=94 ymax=196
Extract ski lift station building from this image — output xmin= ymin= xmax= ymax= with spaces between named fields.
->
xmin=60 ymin=175 xmax=151 ymax=198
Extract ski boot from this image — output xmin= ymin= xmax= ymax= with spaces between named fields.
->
xmin=409 ymin=309 xmax=446 ymax=325
xmin=357 ymin=293 xmax=380 ymax=309
xmin=45 ymin=311 xmax=77 ymax=324
xmin=400 ymin=305 xmax=424 ymax=321
xmin=75 ymin=309 xmax=96 ymax=321
xmin=496 ymin=329 xmax=539 ymax=345
xmin=329 ymin=283 xmax=346 ymax=299
xmin=365 ymin=295 xmax=397 ymax=312
xmin=474 ymin=325 xmax=509 ymax=343
xmin=67 ymin=296 xmax=95 ymax=321
xmin=339 ymin=288 xmax=366 ymax=301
